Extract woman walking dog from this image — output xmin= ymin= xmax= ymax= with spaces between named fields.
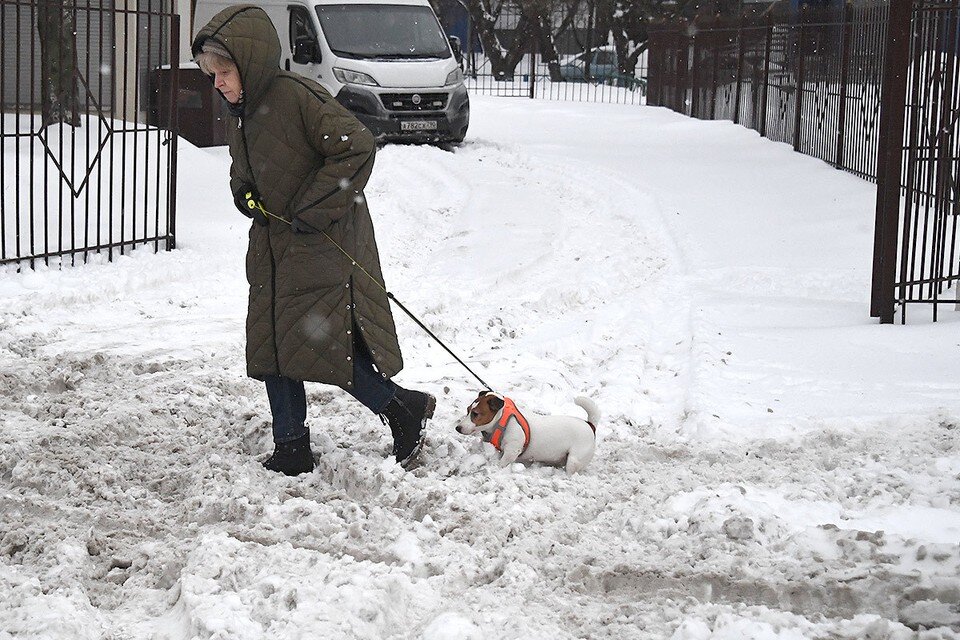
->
xmin=192 ymin=5 xmax=435 ymax=476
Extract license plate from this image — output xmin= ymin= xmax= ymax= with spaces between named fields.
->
xmin=400 ymin=120 xmax=437 ymax=131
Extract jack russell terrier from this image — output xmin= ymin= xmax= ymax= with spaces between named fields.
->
xmin=456 ymin=391 xmax=600 ymax=474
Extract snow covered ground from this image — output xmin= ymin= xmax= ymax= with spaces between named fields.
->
xmin=2 ymin=95 xmax=959 ymax=639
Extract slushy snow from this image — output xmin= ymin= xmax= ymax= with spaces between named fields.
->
xmin=1 ymin=96 xmax=959 ymax=639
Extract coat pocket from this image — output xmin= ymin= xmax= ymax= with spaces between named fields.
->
xmin=279 ymin=232 xmax=346 ymax=295
xmin=246 ymin=225 xmax=271 ymax=287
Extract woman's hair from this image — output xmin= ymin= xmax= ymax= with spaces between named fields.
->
xmin=196 ymin=50 xmax=235 ymax=76
xmin=196 ymin=39 xmax=236 ymax=76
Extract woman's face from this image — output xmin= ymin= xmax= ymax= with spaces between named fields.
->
xmin=210 ymin=60 xmax=243 ymax=104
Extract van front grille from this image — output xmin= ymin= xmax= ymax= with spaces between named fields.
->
xmin=380 ymin=92 xmax=448 ymax=111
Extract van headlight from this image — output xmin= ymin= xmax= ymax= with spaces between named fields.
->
xmin=445 ymin=68 xmax=464 ymax=86
xmin=333 ymin=67 xmax=379 ymax=86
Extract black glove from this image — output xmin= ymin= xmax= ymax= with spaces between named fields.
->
xmin=233 ymin=185 xmax=268 ymax=227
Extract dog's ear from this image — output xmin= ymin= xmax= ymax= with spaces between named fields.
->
xmin=487 ymin=396 xmax=505 ymax=412
xmin=476 ymin=390 xmax=488 ymax=399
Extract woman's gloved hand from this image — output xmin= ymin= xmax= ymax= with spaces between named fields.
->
xmin=233 ymin=184 xmax=269 ymax=226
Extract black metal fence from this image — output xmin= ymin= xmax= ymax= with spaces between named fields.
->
xmin=647 ymin=1 xmax=960 ymax=323
xmin=1 ymin=0 xmax=179 ymax=269
xmin=873 ymin=0 xmax=960 ymax=323
xmin=648 ymin=5 xmax=888 ymax=176
xmin=461 ymin=1 xmax=648 ymax=104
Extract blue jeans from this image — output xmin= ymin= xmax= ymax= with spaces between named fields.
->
xmin=265 ymin=334 xmax=397 ymax=443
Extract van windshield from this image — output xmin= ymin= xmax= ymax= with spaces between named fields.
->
xmin=315 ymin=4 xmax=451 ymax=59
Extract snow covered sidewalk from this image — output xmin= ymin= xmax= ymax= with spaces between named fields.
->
xmin=1 ymin=96 xmax=959 ymax=639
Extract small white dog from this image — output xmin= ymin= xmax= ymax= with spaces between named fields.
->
xmin=456 ymin=391 xmax=600 ymax=474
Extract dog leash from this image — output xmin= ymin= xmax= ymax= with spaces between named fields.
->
xmin=248 ymin=200 xmax=495 ymax=392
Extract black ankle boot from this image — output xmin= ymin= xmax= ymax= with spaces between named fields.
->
xmin=381 ymin=388 xmax=436 ymax=467
xmin=262 ymin=434 xmax=314 ymax=476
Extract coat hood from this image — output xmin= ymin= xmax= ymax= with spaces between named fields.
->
xmin=192 ymin=5 xmax=281 ymax=109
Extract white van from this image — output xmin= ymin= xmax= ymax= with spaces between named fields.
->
xmin=193 ymin=0 xmax=470 ymax=143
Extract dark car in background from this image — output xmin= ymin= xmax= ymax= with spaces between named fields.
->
xmin=559 ymin=46 xmax=646 ymax=92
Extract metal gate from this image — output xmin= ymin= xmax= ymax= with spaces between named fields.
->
xmin=872 ymin=0 xmax=960 ymax=323
xmin=647 ymin=1 xmax=960 ymax=323
xmin=1 ymin=0 xmax=179 ymax=269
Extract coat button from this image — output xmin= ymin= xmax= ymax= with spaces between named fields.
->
xmin=346 ymin=381 xmax=353 ymax=386
xmin=346 ymin=330 xmax=352 ymax=335
xmin=346 ymin=356 xmax=352 ymax=361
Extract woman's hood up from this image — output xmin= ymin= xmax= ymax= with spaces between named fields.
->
xmin=191 ymin=5 xmax=281 ymax=108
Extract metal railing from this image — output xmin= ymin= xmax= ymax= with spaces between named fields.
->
xmin=647 ymin=5 xmax=888 ymax=176
xmin=1 ymin=0 xmax=179 ymax=270
xmin=460 ymin=1 xmax=648 ymax=105
xmin=873 ymin=0 xmax=960 ymax=323
xmin=647 ymin=1 xmax=960 ymax=323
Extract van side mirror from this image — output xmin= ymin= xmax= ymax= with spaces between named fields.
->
xmin=293 ymin=35 xmax=320 ymax=64
xmin=448 ymin=35 xmax=463 ymax=65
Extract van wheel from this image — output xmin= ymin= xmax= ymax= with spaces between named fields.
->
xmin=449 ymin=126 xmax=468 ymax=144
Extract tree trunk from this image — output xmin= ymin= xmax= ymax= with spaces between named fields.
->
xmin=37 ymin=0 xmax=80 ymax=128
xmin=465 ymin=0 xmax=534 ymax=80
xmin=526 ymin=0 xmax=579 ymax=82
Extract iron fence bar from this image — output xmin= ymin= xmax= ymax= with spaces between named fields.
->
xmin=1 ymin=1 xmax=6 ymax=263
xmin=871 ymin=0 xmax=912 ymax=322
xmin=899 ymin=3 xmax=925 ymax=321
xmin=69 ymin=2 xmax=78 ymax=266
xmin=733 ymin=18 xmax=743 ymax=125
xmin=131 ymin=1 xmax=142 ymax=253
xmin=15 ymin=2 xmax=23 ymax=266
xmin=30 ymin=1 xmax=37 ymax=269
xmin=939 ymin=3 xmax=960 ymax=308
xmin=144 ymin=3 xmax=152 ymax=252
xmin=82 ymin=0 xmax=91 ymax=264
xmin=761 ymin=13 xmax=772 ymax=138
xmin=0 ymin=235 xmax=175 ymax=267
xmin=836 ymin=1 xmax=852 ymax=169
xmin=691 ymin=29 xmax=699 ymax=118
xmin=168 ymin=13 xmax=179 ymax=251
xmin=121 ymin=5 xmax=131 ymax=257
xmin=96 ymin=0 xmax=105 ymax=258
xmin=909 ymin=5 xmax=939 ymax=315
xmin=931 ymin=6 xmax=959 ymax=317
xmin=528 ymin=43 xmax=535 ymax=99
xmin=794 ymin=11 xmax=807 ymax=152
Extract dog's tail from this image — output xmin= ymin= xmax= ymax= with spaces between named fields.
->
xmin=575 ymin=396 xmax=600 ymax=432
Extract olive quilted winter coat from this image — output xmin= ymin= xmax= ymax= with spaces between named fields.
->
xmin=192 ymin=5 xmax=402 ymax=390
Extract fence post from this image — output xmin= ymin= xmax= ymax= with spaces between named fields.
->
xmin=760 ymin=12 xmax=772 ymax=137
xmin=870 ymin=0 xmax=912 ymax=321
xmin=679 ymin=20 xmax=690 ymax=115
xmin=710 ymin=18 xmax=720 ymax=119
xmin=529 ymin=40 xmax=536 ymax=99
xmin=689 ymin=26 xmax=697 ymax=117
xmin=733 ymin=14 xmax=745 ymax=124
xmin=793 ymin=7 xmax=807 ymax=151
xmin=168 ymin=13 xmax=179 ymax=251
xmin=834 ymin=2 xmax=852 ymax=169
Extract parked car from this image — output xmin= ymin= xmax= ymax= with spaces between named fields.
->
xmin=559 ymin=45 xmax=645 ymax=92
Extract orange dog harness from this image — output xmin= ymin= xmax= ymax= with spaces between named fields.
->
xmin=484 ymin=396 xmax=531 ymax=453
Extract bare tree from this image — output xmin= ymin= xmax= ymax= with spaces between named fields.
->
xmin=521 ymin=0 xmax=581 ymax=82
xmin=604 ymin=0 xmax=740 ymax=79
xmin=463 ymin=0 xmax=535 ymax=80
xmin=37 ymin=0 xmax=80 ymax=128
